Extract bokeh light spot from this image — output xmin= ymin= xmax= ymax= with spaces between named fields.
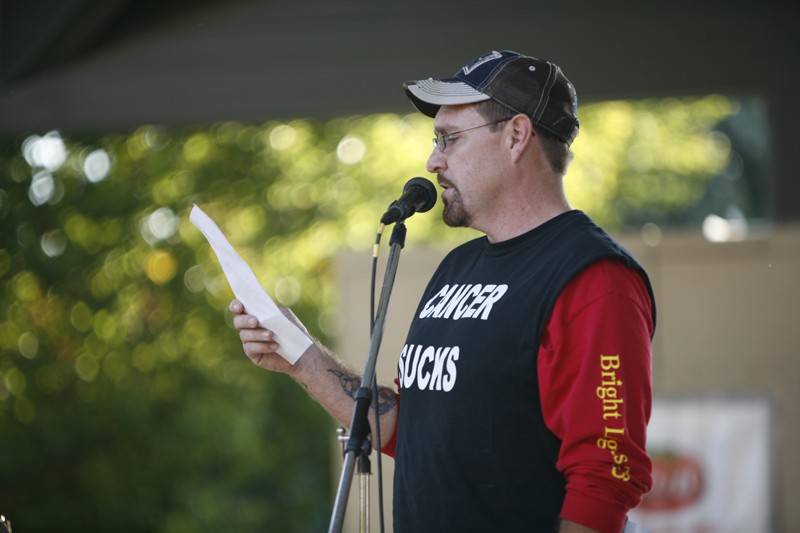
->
xmin=336 ymin=135 xmax=367 ymax=164
xmin=146 ymin=250 xmax=178 ymax=284
xmin=702 ymin=209 xmax=748 ymax=243
xmin=4 ymin=366 xmax=27 ymax=396
xmin=22 ymin=131 xmax=67 ymax=171
xmin=184 ymin=264 xmax=206 ymax=293
xmin=18 ymin=331 xmax=39 ymax=359
xmin=184 ymin=133 xmax=212 ymax=163
xmin=70 ymin=302 xmax=94 ymax=332
xmin=269 ymin=124 xmax=296 ymax=150
xmin=29 ymin=171 xmax=55 ymax=206
xmin=83 ymin=149 xmax=111 ymax=183
xmin=142 ymin=207 xmax=178 ymax=244
xmin=75 ymin=353 xmax=100 ymax=382
xmin=13 ymin=271 xmax=41 ymax=302
xmin=41 ymin=229 xmax=68 ymax=257
xmin=641 ymin=223 xmax=663 ymax=247
xmin=275 ymin=276 xmax=301 ymax=305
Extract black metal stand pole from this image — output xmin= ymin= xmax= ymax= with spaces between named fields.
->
xmin=328 ymin=222 xmax=407 ymax=533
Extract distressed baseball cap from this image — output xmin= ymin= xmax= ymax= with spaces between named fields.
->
xmin=403 ymin=50 xmax=579 ymax=145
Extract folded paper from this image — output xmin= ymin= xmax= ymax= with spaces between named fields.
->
xmin=190 ymin=204 xmax=311 ymax=364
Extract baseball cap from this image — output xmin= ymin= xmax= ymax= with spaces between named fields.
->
xmin=403 ymin=50 xmax=579 ymax=145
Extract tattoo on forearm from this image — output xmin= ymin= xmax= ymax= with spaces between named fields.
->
xmin=328 ymin=369 xmax=360 ymax=398
xmin=375 ymin=387 xmax=397 ymax=415
xmin=327 ymin=369 xmax=397 ymax=415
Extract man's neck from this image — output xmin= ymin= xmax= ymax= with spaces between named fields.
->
xmin=483 ymin=203 xmax=572 ymax=243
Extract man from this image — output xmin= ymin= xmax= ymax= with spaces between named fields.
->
xmin=232 ymin=50 xmax=655 ymax=533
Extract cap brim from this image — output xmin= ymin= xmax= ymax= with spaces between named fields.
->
xmin=403 ymin=78 xmax=491 ymax=118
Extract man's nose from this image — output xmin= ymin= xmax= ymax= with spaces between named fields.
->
xmin=426 ymin=147 xmax=447 ymax=174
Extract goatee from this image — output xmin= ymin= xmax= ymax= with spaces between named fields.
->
xmin=442 ymin=193 xmax=471 ymax=228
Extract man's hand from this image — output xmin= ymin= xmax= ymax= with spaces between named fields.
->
xmin=230 ymin=299 xmax=299 ymax=375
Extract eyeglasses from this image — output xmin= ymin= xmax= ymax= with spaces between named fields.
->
xmin=432 ymin=119 xmax=510 ymax=152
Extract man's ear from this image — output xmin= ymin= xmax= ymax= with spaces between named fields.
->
xmin=508 ymin=114 xmax=533 ymax=163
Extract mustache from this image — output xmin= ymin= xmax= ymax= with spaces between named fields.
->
xmin=436 ymin=175 xmax=455 ymax=189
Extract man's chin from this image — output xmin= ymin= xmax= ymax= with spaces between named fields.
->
xmin=442 ymin=205 xmax=470 ymax=228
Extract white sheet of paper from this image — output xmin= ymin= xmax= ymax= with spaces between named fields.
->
xmin=190 ymin=204 xmax=311 ymax=364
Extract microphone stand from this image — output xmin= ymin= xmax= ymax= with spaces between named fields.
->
xmin=328 ymin=222 xmax=407 ymax=533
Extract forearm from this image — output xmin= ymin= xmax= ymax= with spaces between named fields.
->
xmin=291 ymin=342 xmax=398 ymax=449
xmin=231 ymin=299 xmax=399 ymax=450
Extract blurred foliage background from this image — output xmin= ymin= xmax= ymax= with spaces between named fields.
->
xmin=0 ymin=94 xmax=766 ymax=532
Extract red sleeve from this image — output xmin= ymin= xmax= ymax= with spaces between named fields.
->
xmin=538 ymin=258 xmax=654 ymax=533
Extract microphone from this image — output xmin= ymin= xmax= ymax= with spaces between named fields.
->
xmin=380 ymin=177 xmax=437 ymax=224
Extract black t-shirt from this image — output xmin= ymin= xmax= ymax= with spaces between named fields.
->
xmin=392 ymin=211 xmax=653 ymax=533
